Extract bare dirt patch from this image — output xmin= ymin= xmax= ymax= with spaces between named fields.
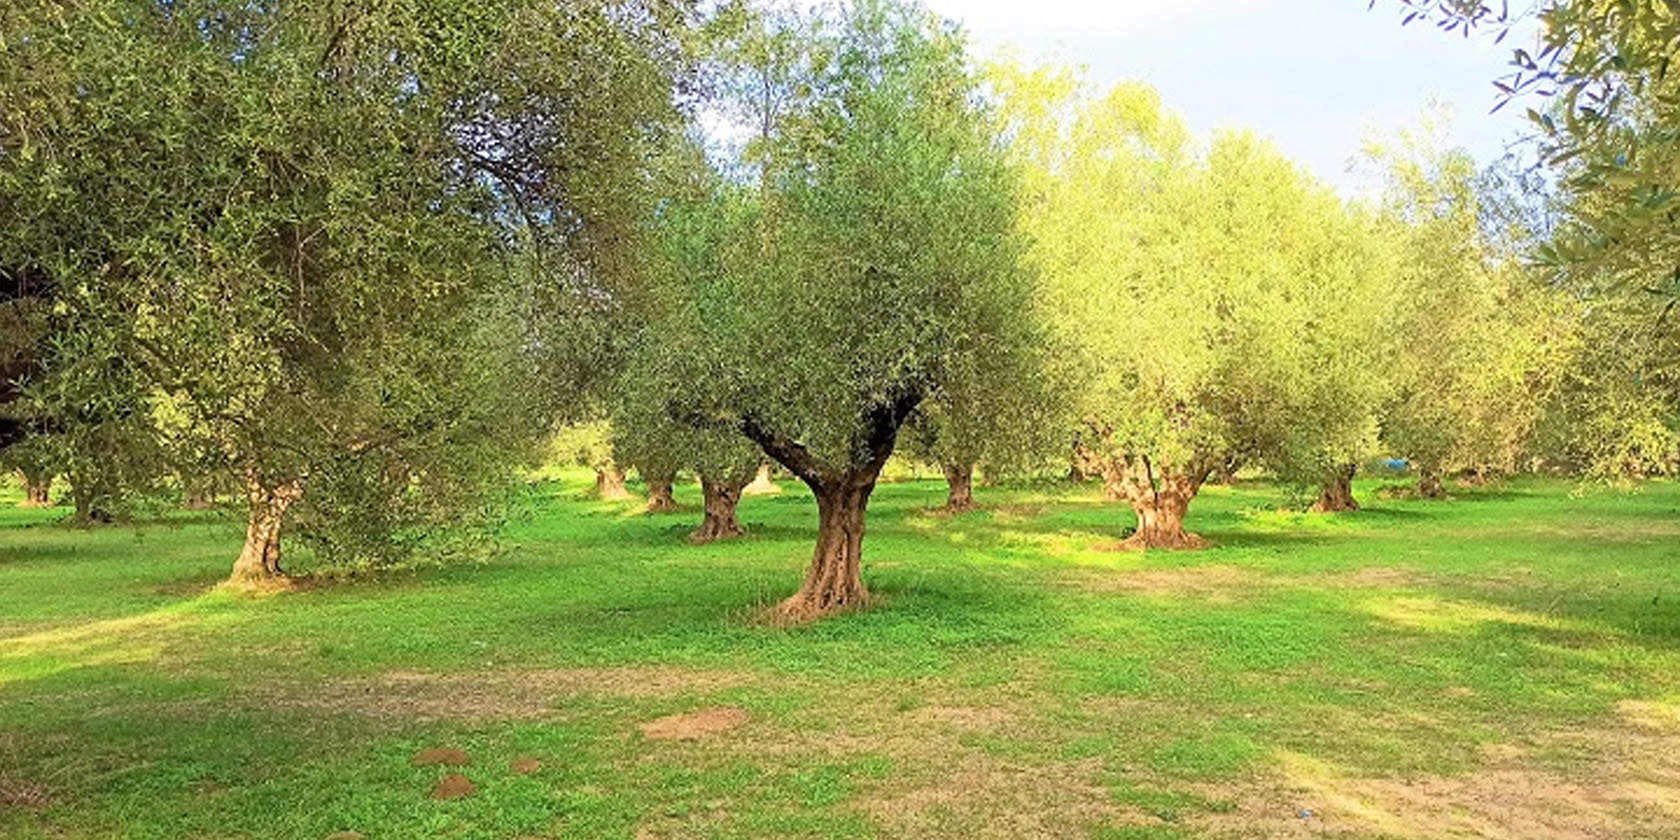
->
xmin=639 ymin=707 xmax=747 ymax=741
xmin=859 ymin=758 xmax=1115 ymax=838
xmin=911 ymin=705 xmax=1012 ymax=731
xmin=0 ymin=734 xmax=71 ymax=810
xmin=677 ymin=682 xmax=1123 ymax=838
xmin=1182 ymin=706 xmax=1680 ymax=840
xmin=1319 ymin=565 xmax=1433 ymax=589
xmin=1056 ymin=564 xmax=1262 ymax=601
xmin=411 ymin=747 xmax=470 ymax=766
xmin=0 ymin=770 xmax=52 ymax=809
xmin=266 ymin=666 xmax=755 ymax=722
xmin=509 ymin=756 xmax=542 ymax=774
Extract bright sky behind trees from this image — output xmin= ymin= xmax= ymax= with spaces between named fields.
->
xmin=925 ymin=0 xmax=1542 ymax=196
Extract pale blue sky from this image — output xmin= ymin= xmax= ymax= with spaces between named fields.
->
xmin=925 ymin=0 xmax=1544 ymax=196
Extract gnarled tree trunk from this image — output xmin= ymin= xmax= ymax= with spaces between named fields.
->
xmin=690 ymin=474 xmax=746 ymax=542
xmin=1080 ymin=447 xmax=1212 ymax=550
xmin=740 ymin=393 xmax=921 ymax=622
xmin=645 ymin=472 xmax=677 ymax=513
xmin=1311 ymin=463 xmax=1359 ymax=513
xmin=594 ymin=466 xmax=630 ymax=500
xmin=942 ymin=463 xmax=975 ymax=512
xmin=228 ymin=475 xmax=303 ymax=588
xmin=183 ymin=483 xmax=215 ymax=510
xmin=1122 ymin=473 xmax=1206 ymax=550
xmin=19 ymin=471 xmax=50 ymax=507
xmin=778 ymin=477 xmax=873 ymax=620
xmin=1418 ymin=467 xmax=1445 ymax=499
xmin=68 ymin=475 xmax=113 ymax=525
xmin=743 ymin=463 xmax=779 ymax=496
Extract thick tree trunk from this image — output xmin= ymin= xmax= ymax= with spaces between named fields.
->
xmin=1122 ymin=480 xmax=1206 ymax=549
xmin=184 ymin=484 xmax=215 ymax=510
xmin=690 ymin=475 xmax=746 ymax=543
xmin=739 ymin=392 xmax=919 ymax=623
xmin=778 ymin=479 xmax=873 ymax=621
xmin=1090 ymin=457 xmax=1126 ymax=501
xmin=1418 ymin=468 xmax=1446 ymax=500
xmin=1311 ymin=463 xmax=1360 ymax=513
xmin=1103 ymin=458 xmax=1209 ymax=550
xmin=68 ymin=477 xmax=113 ymax=525
xmin=645 ymin=473 xmax=677 ymax=513
xmin=942 ymin=463 xmax=975 ymax=512
xmin=743 ymin=464 xmax=779 ymax=496
xmin=19 ymin=472 xmax=50 ymax=507
xmin=594 ymin=466 xmax=630 ymax=500
xmin=228 ymin=476 xmax=302 ymax=588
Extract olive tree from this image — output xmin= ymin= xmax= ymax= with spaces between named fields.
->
xmin=613 ymin=348 xmax=762 ymax=540
xmin=1378 ymin=3 xmax=1675 ymax=482
xmin=611 ymin=171 xmax=766 ymax=539
xmin=1364 ymin=126 xmax=1578 ymax=496
xmin=664 ymin=0 xmax=1038 ymax=620
xmin=0 ymin=0 xmax=689 ymax=582
xmin=995 ymin=61 xmax=1392 ymax=547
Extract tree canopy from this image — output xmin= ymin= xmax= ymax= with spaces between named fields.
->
xmin=0 ymin=0 xmax=695 ymax=580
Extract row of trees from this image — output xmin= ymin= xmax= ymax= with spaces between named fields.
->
xmin=3 ymin=0 xmax=1675 ymax=620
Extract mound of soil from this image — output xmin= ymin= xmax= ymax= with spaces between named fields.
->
xmin=430 ymin=773 xmax=476 ymax=800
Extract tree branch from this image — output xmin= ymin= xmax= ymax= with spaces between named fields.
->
xmin=739 ymin=412 xmax=823 ymax=488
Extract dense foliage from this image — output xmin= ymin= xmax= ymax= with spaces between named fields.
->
xmin=0 ymin=0 xmax=1672 ymax=619
xmin=0 ymin=0 xmax=694 ymax=580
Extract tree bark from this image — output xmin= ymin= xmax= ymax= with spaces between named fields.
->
xmin=742 ymin=463 xmax=779 ymax=496
xmin=1311 ymin=463 xmax=1360 ymax=513
xmin=183 ymin=483 xmax=215 ymax=510
xmin=594 ymin=466 xmax=630 ymax=500
xmin=690 ymin=474 xmax=746 ymax=542
xmin=645 ymin=473 xmax=677 ymax=513
xmin=1418 ymin=468 xmax=1446 ymax=499
xmin=19 ymin=471 xmax=50 ymax=507
xmin=777 ymin=478 xmax=872 ymax=620
xmin=228 ymin=475 xmax=302 ymax=587
xmin=1121 ymin=473 xmax=1206 ymax=550
xmin=1081 ymin=449 xmax=1211 ymax=550
xmin=942 ymin=463 xmax=975 ymax=512
xmin=68 ymin=476 xmax=113 ymax=525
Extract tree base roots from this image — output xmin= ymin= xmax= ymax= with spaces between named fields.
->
xmin=689 ymin=521 xmax=746 ymax=543
xmin=219 ymin=573 xmax=300 ymax=595
xmin=767 ymin=590 xmax=876 ymax=625
xmin=1117 ymin=530 xmax=1209 ymax=551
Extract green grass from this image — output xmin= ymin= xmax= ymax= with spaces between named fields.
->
xmin=2 ymin=471 xmax=1678 ymax=839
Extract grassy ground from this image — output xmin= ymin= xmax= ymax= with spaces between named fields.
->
xmin=1 ymin=470 xmax=1678 ymax=839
